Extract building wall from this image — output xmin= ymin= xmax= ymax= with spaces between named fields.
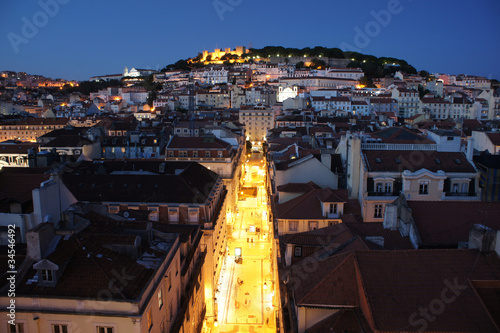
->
xmin=239 ymin=109 xmax=274 ymax=142
xmin=297 ymin=307 xmax=338 ymax=333
xmin=472 ymin=131 xmax=499 ymax=154
xmin=1 ymin=239 xmax=182 ymax=333
xmin=275 ymin=158 xmax=338 ymax=190
xmin=278 ymin=219 xmax=340 ymax=235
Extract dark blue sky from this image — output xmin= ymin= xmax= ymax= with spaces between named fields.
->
xmin=1 ymin=0 xmax=499 ymax=81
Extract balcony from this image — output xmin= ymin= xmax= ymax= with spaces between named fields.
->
xmin=367 ymin=191 xmax=399 ymax=197
xmin=444 ymin=192 xmax=476 ymax=197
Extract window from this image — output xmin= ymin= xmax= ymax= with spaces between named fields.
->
xmin=294 ymin=246 xmax=302 ymax=257
xmin=168 ymin=151 xmax=174 ymax=157
xmin=309 ymin=221 xmax=318 ymax=230
xmin=52 ymin=324 xmax=68 ymax=333
xmin=329 ymin=203 xmax=337 ymax=214
xmin=374 ymin=204 xmax=383 ymax=218
xmin=452 ymin=183 xmax=459 ymax=193
xmin=217 ymin=151 xmax=223 ymax=158
xmin=192 ymin=151 xmax=198 ymax=158
xmin=376 ymin=183 xmax=383 ymax=192
xmin=8 ymin=323 xmax=24 ymax=333
xmin=158 ymin=289 xmax=163 ymax=309
xmin=385 ymin=182 xmax=392 ymax=193
xmin=42 ymin=269 xmax=53 ymax=282
xmin=205 ymin=151 xmax=211 ymax=157
xmin=419 ymin=182 xmax=429 ymax=195
xmin=147 ymin=308 xmax=153 ymax=331
xmin=96 ymin=327 xmax=114 ymax=333
xmin=289 ymin=221 xmax=298 ymax=232
xmin=179 ymin=151 xmax=187 ymax=157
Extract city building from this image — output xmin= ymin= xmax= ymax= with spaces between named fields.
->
xmin=239 ymin=105 xmax=274 ymax=143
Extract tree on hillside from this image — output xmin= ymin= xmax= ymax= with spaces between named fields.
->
xmin=296 ymin=61 xmax=305 ymax=69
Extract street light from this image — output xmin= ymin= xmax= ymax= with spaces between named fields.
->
xmin=263 ymin=282 xmax=267 ymax=290
xmin=214 ymin=319 xmax=218 ymax=327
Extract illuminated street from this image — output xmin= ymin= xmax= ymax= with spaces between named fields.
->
xmin=214 ymin=150 xmax=277 ymax=333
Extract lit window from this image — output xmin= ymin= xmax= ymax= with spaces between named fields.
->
xmin=96 ymin=327 xmax=114 ymax=333
xmin=309 ymin=221 xmax=318 ymax=230
xmin=158 ymin=289 xmax=163 ymax=309
xmin=147 ymin=308 xmax=153 ymax=331
xmin=289 ymin=221 xmax=298 ymax=231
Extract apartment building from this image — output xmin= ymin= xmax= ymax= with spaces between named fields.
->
xmin=0 ymin=118 xmax=69 ymax=142
xmin=0 ymin=214 xmax=185 ymax=333
xmin=239 ymin=106 xmax=274 ymax=142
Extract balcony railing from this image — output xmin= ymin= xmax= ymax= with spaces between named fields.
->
xmin=367 ymin=191 xmax=399 ymax=197
xmin=444 ymin=192 xmax=476 ymax=197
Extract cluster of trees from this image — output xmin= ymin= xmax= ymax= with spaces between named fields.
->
xmin=344 ymin=52 xmax=418 ymax=87
xmin=295 ymin=58 xmax=327 ymax=70
xmin=247 ymin=46 xmax=345 ymax=59
xmin=158 ymin=46 xmax=424 ymax=89
xmin=62 ymin=79 xmax=124 ymax=95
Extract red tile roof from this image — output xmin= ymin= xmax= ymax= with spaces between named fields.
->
xmin=408 ymin=201 xmax=500 ymax=247
xmin=167 ymin=135 xmax=232 ymax=149
xmin=277 ymin=181 xmax=321 ymax=193
xmin=289 ymin=249 xmax=500 ymax=332
xmin=0 ymin=167 xmax=50 ymax=211
xmin=276 ymin=188 xmax=348 ymax=220
xmin=363 ymin=150 xmax=476 ymax=173
xmin=486 ymin=132 xmax=500 ymax=146
xmin=370 ymin=127 xmax=434 ymax=144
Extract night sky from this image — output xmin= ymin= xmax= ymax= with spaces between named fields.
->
xmin=1 ymin=0 xmax=499 ymax=81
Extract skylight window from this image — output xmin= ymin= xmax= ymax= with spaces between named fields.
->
xmin=375 ymin=158 xmax=382 ymax=164
xmin=434 ymin=158 xmax=441 ymax=164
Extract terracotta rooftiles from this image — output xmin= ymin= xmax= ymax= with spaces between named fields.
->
xmin=363 ymin=150 xmax=476 ymax=173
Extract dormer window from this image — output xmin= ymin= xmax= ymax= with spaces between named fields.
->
xmin=217 ymin=151 xmax=223 ymax=158
xmin=34 ymin=259 xmax=59 ymax=287
xmin=205 ymin=151 xmax=211 ymax=157
xmin=192 ymin=151 xmax=199 ymax=158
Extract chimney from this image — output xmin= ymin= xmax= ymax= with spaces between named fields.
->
xmin=466 ymin=138 xmax=474 ymax=161
xmin=321 ymin=154 xmax=332 ymax=170
xmin=469 ymin=224 xmax=497 ymax=252
xmin=27 ymin=223 xmax=56 ymax=261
